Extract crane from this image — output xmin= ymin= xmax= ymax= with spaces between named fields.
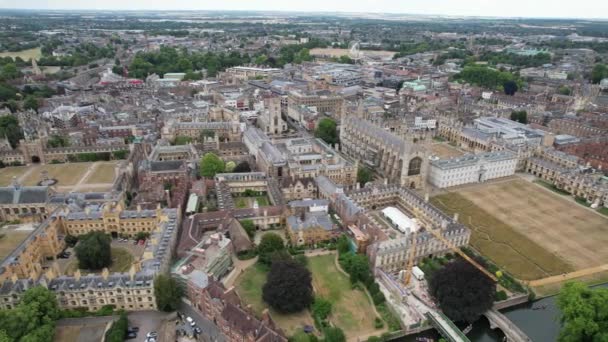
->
xmin=403 ymin=209 xmax=497 ymax=284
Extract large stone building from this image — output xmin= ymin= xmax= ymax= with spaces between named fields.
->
xmin=0 ymin=180 xmax=54 ymax=221
xmin=287 ymin=90 xmax=344 ymax=121
xmin=428 ymin=151 xmax=517 ymax=188
xmin=0 ymin=204 xmax=180 ymax=312
xmin=340 ymin=116 xmax=429 ymax=189
xmin=258 ymin=95 xmax=288 ymax=135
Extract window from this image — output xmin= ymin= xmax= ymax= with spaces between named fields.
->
xmin=408 ymin=157 xmax=422 ymax=176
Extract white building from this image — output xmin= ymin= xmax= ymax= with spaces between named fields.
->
xmin=381 ymin=206 xmax=419 ymax=235
xmin=414 ymin=117 xmax=437 ymax=130
xmin=428 ymin=151 xmax=517 ymax=188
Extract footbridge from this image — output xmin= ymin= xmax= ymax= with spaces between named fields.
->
xmin=424 ymin=311 xmax=471 ymax=342
xmin=484 ymin=308 xmax=531 ymax=342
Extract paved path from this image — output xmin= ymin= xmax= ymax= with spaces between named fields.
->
xmin=527 ymin=263 xmax=608 ymax=287
xmin=17 ymin=165 xmax=37 ymax=184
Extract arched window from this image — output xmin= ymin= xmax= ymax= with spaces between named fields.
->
xmin=408 ymin=157 xmax=422 ymax=176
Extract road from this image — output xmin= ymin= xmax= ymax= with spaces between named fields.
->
xmin=128 ymin=311 xmax=170 ymax=342
xmin=179 ymin=300 xmax=226 ymax=342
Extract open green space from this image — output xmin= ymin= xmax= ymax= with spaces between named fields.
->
xmin=235 ymin=196 xmax=270 ymax=209
xmin=431 ymin=192 xmax=573 ymax=281
xmin=66 ymin=247 xmax=134 ymax=275
xmin=0 ymin=47 xmax=42 ymax=60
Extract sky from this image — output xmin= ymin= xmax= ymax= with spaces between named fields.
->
xmin=0 ymin=0 xmax=607 ymax=19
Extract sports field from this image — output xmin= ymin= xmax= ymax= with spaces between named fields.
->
xmin=432 ymin=179 xmax=608 ymax=282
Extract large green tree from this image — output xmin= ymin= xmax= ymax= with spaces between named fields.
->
xmin=154 ymin=274 xmax=183 ymax=312
xmin=591 ymin=64 xmax=608 ymax=84
xmin=262 ymin=260 xmax=313 ymax=313
xmin=557 ymin=282 xmax=608 ymax=342
xmin=314 ymin=118 xmax=339 ymax=146
xmin=357 ymin=166 xmax=373 ymax=186
xmin=0 ymin=286 xmax=59 ymax=342
xmin=257 ymin=232 xmax=286 ymax=266
xmin=428 ymin=259 xmax=496 ymax=323
xmin=0 ymin=115 xmax=24 ymax=148
xmin=74 ymin=231 xmax=112 ymax=270
xmin=199 ymin=152 xmax=225 ymax=178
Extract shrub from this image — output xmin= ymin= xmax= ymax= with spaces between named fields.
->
xmin=374 ymin=317 xmax=384 ymax=329
xmin=311 ymin=297 xmax=332 ymax=320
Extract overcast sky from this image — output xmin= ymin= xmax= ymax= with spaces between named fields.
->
xmin=0 ymin=0 xmax=606 ymax=19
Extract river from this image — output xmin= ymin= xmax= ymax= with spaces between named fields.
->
xmin=399 ymin=284 xmax=608 ymax=342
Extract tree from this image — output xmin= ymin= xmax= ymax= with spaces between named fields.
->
xmin=311 ymin=297 xmax=332 ymax=320
xmin=357 ymin=166 xmax=373 ymax=186
xmin=257 ymin=232 xmax=285 ymax=265
xmin=339 ymin=253 xmax=371 ymax=284
xmin=314 ymin=118 xmax=339 ymax=146
xmin=262 ymin=260 xmax=313 ymax=313
xmin=240 ymin=219 xmax=256 ymax=239
xmin=591 ymin=64 xmax=608 ymax=84
xmin=323 ymin=327 xmax=346 ymax=342
xmin=23 ymin=95 xmax=39 ymax=113
xmin=0 ymin=114 xmax=24 ymax=148
xmin=225 ymin=161 xmax=236 ymax=172
xmin=154 ymin=274 xmax=183 ymax=312
xmin=47 ymin=134 xmax=69 ymax=148
xmin=428 ymin=259 xmax=496 ymax=323
xmin=558 ymin=85 xmax=572 ymax=96
xmin=503 ymin=80 xmax=518 ymax=95
xmin=199 ymin=152 xmax=225 ymax=178
xmin=233 ymin=161 xmax=251 ymax=173
xmin=105 ymin=311 xmax=128 ymax=342
xmin=199 ymin=129 xmax=215 ymax=141
xmin=557 ymin=282 xmax=608 ymax=341
xmin=337 ymin=234 xmax=351 ymax=255
xmin=510 ymin=110 xmax=528 ymax=124
xmin=74 ymin=231 xmax=112 ymax=270
xmin=0 ymin=286 xmax=59 ymax=342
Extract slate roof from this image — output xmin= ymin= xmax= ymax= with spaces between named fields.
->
xmin=0 ymin=186 xmax=50 ymax=205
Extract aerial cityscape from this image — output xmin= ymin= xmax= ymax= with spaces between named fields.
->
xmin=0 ymin=2 xmax=607 ymax=342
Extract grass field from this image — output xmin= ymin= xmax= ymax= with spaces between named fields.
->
xmin=66 ymin=247 xmax=134 ymax=275
xmin=0 ymin=166 xmax=30 ymax=186
xmin=432 ymin=179 xmax=608 ymax=281
xmin=0 ymin=230 xmax=31 ymax=259
xmin=84 ymin=162 xmax=117 ymax=184
xmin=21 ymin=163 xmax=93 ymax=186
xmin=235 ymin=263 xmax=314 ymax=336
xmin=308 ymin=255 xmax=379 ymax=339
xmin=0 ymin=47 xmax=42 ymax=60
xmin=430 ymin=143 xmax=464 ymax=158
xmin=235 ymin=196 xmax=270 ymax=209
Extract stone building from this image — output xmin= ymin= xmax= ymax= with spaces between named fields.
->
xmin=340 ymin=116 xmax=429 ymax=189
xmin=258 ymin=95 xmax=288 ymax=135
xmin=0 ymin=179 xmax=54 ymax=221
xmin=428 ymin=151 xmax=517 ymax=188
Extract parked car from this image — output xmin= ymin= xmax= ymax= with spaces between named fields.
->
xmin=126 ymin=332 xmax=137 ymax=340
xmin=127 ymin=327 xmax=139 ymax=333
xmin=146 ymin=338 xmax=156 ymax=342
xmin=146 ymin=332 xmax=158 ymax=338
xmin=194 ymin=327 xmax=202 ymax=334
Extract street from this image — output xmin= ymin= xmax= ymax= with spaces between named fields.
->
xmin=179 ymin=300 xmax=226 ymax=342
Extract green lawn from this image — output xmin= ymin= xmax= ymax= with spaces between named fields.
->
xmin=235 ymin=263 xmax=314 ymax=335
xmin=308 ymin=255 xmax=380 ymax=338
xmin=66 ymin=247 xmax=134 ymax=275
xmin=598 ymin=207 xmax=608 ymax=217
xmin=234 ymin=196 xmax=270 ymax=209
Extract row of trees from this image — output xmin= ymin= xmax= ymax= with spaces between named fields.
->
xmin=453 ymin=65 xmax=522 ymax=94
xmin=478 ymin=51 xmax=552 ymax=68
xmin=199 ymin=152 xmax=250 ymax=178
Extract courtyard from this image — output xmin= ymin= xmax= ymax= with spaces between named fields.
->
xmin=0 ymin=161 xmax=120 ymax=191
xmin=431 ymin=178 xmax=608 ymax=284
xmin=429 ymin=142 xmax=465 ymax=159
xmin=0 ymin=223 xmax=35 ymax=259
xmin=234 ymin=254 xmax=381 ymax=339
xmin=233 ymin=195 xmax=270 ymax=209
xmin=61 ymin=241 xmax=143 ymax=276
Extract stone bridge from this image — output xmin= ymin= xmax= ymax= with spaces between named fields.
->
xmin=484 ymin=308 xmax=531 ymax=342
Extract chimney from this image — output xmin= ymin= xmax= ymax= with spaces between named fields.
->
xmin=129 ymin=265 xmax=136 ymax=281
xmin=74 ymin=269 xmax=81 ymax=281
xmin=261 ymin=309 xmax=271 ymax=325
xmin=384 ymin=178 xmax=388 ymax=185
xmin=453 ymin=212 xmax=459 ymax=222
xmin=85 ymin=207 xmax=91 ymax=215
xmin=11 ymin=273 xmax=18 ymax=284
xmin=45 ymin=268 xmax=57 ymax=281
xmin=101 ymin=267 xmax=110 ymax=281
xmin=137 ymin=204 xmax=142 ymax=212
xmin=264 ymin=209 xmax=268 ymax=217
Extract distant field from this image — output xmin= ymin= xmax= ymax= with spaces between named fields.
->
xmin=0 ymin=47 xmax=42 ymax=61
xmin=430 ymin=143 xmax=464 ymax=159
xmin=22 ymin=163 xmax=92 ymax=186
xmin=432 ymin=179 xmax=608 ymax=281
xmin=0 ymin=166 xmax=30 ymax=186
xmin=0 ymin=230 xmax=31 ymax=260
xmin=84 ymin=162 xmax=117 ymax=184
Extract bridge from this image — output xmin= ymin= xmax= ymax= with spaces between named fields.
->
xmin=484 ymin=308 xmax=531 ymax=342
xmin=425 ymin=311 xmax=471 ymax=342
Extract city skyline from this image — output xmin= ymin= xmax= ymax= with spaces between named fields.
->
xmin=0 ymin=0 xmax=607 ymax=19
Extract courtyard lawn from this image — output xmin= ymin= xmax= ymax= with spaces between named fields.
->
xmin=84 ymin=162 xmax=117 ymax=184
xmin=308 ymin=255 xmax=380 ymax=339
xmin=235 ymin=263 xmax=314 ymax=335
xmin=0 ymin=231 xmax=31 ymax=259
xmin=234 ymin=196 xmax=270 ymax=209
xmin=0 ymin=166 xmax=30 ymax=186
xmin=22 ymin=163 xmax=93 ymax=186
xmin=65 ymin=247 xmax=134 ymax=275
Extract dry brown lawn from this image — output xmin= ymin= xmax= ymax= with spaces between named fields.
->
xmin=21 ymin=163 xmax=92 ymax=186
xmin=84 ymin=162 xmax=117 ymax=184
xmin=433 ymin=179 xmax=608 ymax=281
xmin=0 ymin=230 xmax=31 ymax=259
xmin=430 ymin=143 xmax=465 ymax=158
xmin=0 ymin=166 xmax=30 ymax=186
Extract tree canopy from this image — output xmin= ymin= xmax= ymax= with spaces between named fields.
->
xmin=74 ymin=231 xmax=112 ymax=270
xmin=510 ymin=110 xmax=528 ymax=124
xmin=257 ymin=232 xmax=286 ymax=266
xmin=199 ymin=152 xmax=225 ymax=178
xmin=356 ymin=166 xmax=373 ymax=187
xmin=154 ymin=274 xmax=183 ymax=312
xmin=429 ymin=259 xmax=496 ymax=323
xmin=0 ymin=115 xmax=24 ymax=148
xmin=557 ymin=282 xmax=608 ymax=342
xmin=591 ymin=64 xmax=608 ymax=84
xmin=0 ymin=286 xmax=60 ymax=342
xmin=453 ymin=65 xmax=521 ymax=91
xmin=233 ymin=161 xmax=252 ymax=173
xmin=323 ymin=327 xmax=346 ymax=342
xmin=314 ymin=118 xmax=339 ymax=146
xmin=262 ymin=260 xmax=313 ymax=313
